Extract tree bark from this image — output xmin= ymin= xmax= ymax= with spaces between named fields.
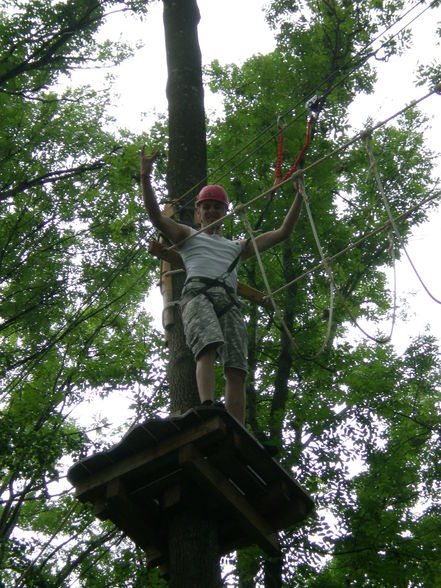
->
xmin=162 ymin=0 xmax=206 ymax=416
xmin=162 ymin=1 xmax=221 ymax=585
xmin=168 ymin=509 xmax=220 ymax=588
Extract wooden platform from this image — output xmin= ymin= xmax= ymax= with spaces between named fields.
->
xmin=68 ymin=407 xmax=314 ymax=568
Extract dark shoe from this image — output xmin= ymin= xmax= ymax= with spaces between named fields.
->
xmin=200 ymin=400 xmax=226 ymax=410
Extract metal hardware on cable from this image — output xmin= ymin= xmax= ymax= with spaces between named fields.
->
xmin=305 ymin=94 xmax=322 ymax=114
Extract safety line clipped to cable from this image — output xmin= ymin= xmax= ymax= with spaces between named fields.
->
xmin=365 ymin=132 xmax=441 ymax=305
xmin=161 ymin=0 xmax=434 ymax=222
xmin=166 ymin=86 xmax=439 ymax=255
xmin=278 ymin=99 xmax=319 ymax=186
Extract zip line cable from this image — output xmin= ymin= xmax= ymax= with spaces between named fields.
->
xmin=167 ymin=0 xmax=433 ymax=216
xmin=167 ymin=85 xmax=439 ymax=253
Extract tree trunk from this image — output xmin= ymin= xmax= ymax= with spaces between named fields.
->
xmin=162 ymin=0 xmax=206 ymax=416
xmin=162 ymin=1 xmax=221 ymax=586
xmin=264 ymin=554 xmax=283 ymax=588
xmin=168 ymin=509 xmax=220 ymax=588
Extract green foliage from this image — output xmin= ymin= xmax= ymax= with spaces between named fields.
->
xmin=205 ymin=1 xmax=441 ymax=586
xmin=0 ymin=0 xmax=167 ymax=586
xmin=1 ymin=0 xmax=440 ymax=586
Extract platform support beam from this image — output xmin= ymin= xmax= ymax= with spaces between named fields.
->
xmin=180 ymin=444 xmax=279 ymax=555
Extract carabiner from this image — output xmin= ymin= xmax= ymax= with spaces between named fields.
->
xmin=277 ymin=115 xmax=287 ymax=130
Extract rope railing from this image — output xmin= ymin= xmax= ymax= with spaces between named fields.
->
xmin=267 ymin=189 xmax=441 ymax=298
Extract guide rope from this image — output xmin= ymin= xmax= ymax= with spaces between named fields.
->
xmin=241 ymin=174 xmax=336 ymax=359
xmin=269 ymin=188 xmax=441 ymax=298
xmin=364 ymin=132 xmax=441 ymax=305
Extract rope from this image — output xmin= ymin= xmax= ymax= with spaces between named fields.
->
xmin=295 ymin=177 xmax=336 ymax=355
xmin=251 ymin=108 xmax=317 ymax=239
xmin=167 ymin=0 xmax=434 ymax=214
xmin=269 ymin=190 xmax=441 ymax=297
xmin=365 ymin=133 xmax=441 ymax=304
xmin=166 ymin=86 xmax=439 ymax=255
xmin=239 ymin=211 xmax=303 ymax=357
xmin=240 ymin=178 xmax=335 ymax=360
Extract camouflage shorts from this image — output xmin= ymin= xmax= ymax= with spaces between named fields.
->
xmin=180 ymin=281 xmax=248 ymax=374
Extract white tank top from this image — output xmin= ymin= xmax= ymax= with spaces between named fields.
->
xmin=179 ymin=228 xmax=242 ymax=291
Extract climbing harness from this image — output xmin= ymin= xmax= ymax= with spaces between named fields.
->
xmin=175 ymin=226 xmax=241 ymax=316
xmin=182 ymin=276 xmax=242 ymax=319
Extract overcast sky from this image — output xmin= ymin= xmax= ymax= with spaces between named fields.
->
xmin=72 ymin=1 xmax=441 ymax=428
xmin=103 ymin=0 xmax=440 ymax=353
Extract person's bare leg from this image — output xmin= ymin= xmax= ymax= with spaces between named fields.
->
xmin=224 ymin=367 xmax=246 ymax=424
xmin=196 ymin=346 xmax=217 ymax=403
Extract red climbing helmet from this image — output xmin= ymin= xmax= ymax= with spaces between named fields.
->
xmin=196 ymin=185 xmax=229 ymax=208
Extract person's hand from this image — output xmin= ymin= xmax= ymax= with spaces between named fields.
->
xmin=140 ymin=146 xmax=159 ymax=179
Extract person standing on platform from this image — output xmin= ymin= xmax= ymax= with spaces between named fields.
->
xmin=140 ymin=147 xmax=303 ymax=424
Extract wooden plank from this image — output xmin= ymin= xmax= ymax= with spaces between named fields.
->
xmin=74 ymin=416 xmax=227 ymax=500
xmin=148 ymin=240 xmax=272 ymax=309
xmin=94 ymin=478 xmax=164 ymax=565
xmin=179 ymin=443 xmax=279 ymax=556
xmin=250 ymin=479 xmax=310 ymax=527
xmin=231 ymin=430 xmax=314 ymax=506
xmin=209 ymin=443 xmax=269 ymax=499
xmin=149 ymin=240 xmax=183 ymax=268
xmin=130 ymin=467 xmax=183 ymax=501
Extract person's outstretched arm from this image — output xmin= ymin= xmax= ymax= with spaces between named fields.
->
xmin=140 ymin=146 xmax=191 ymax=245
xmin=241 ymin=178 xmax=303 ymax=260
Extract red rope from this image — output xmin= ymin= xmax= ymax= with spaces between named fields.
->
xmin=273 ymin=126 xmax=285 ymax=186
xmin=272 ymin=114 xmax=315 ymax=196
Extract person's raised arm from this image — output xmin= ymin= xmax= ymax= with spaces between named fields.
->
xmin=241 ymin=177 xmax=303 ymax=260
xmin=140 ymin=146 xmax=191 ymax=245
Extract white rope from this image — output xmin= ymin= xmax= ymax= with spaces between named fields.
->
xmin=295 ymin=177 xmax=336 ymax=355
xmin=239 ymin=211 xmax=303 ymax=357
xmin=365 ymin=133 xmax=441 ymax=304
xmin=269 ymin=189 xmax=441 ymax=297
xmin=298 ymin=172 xmax=394 ymax=344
